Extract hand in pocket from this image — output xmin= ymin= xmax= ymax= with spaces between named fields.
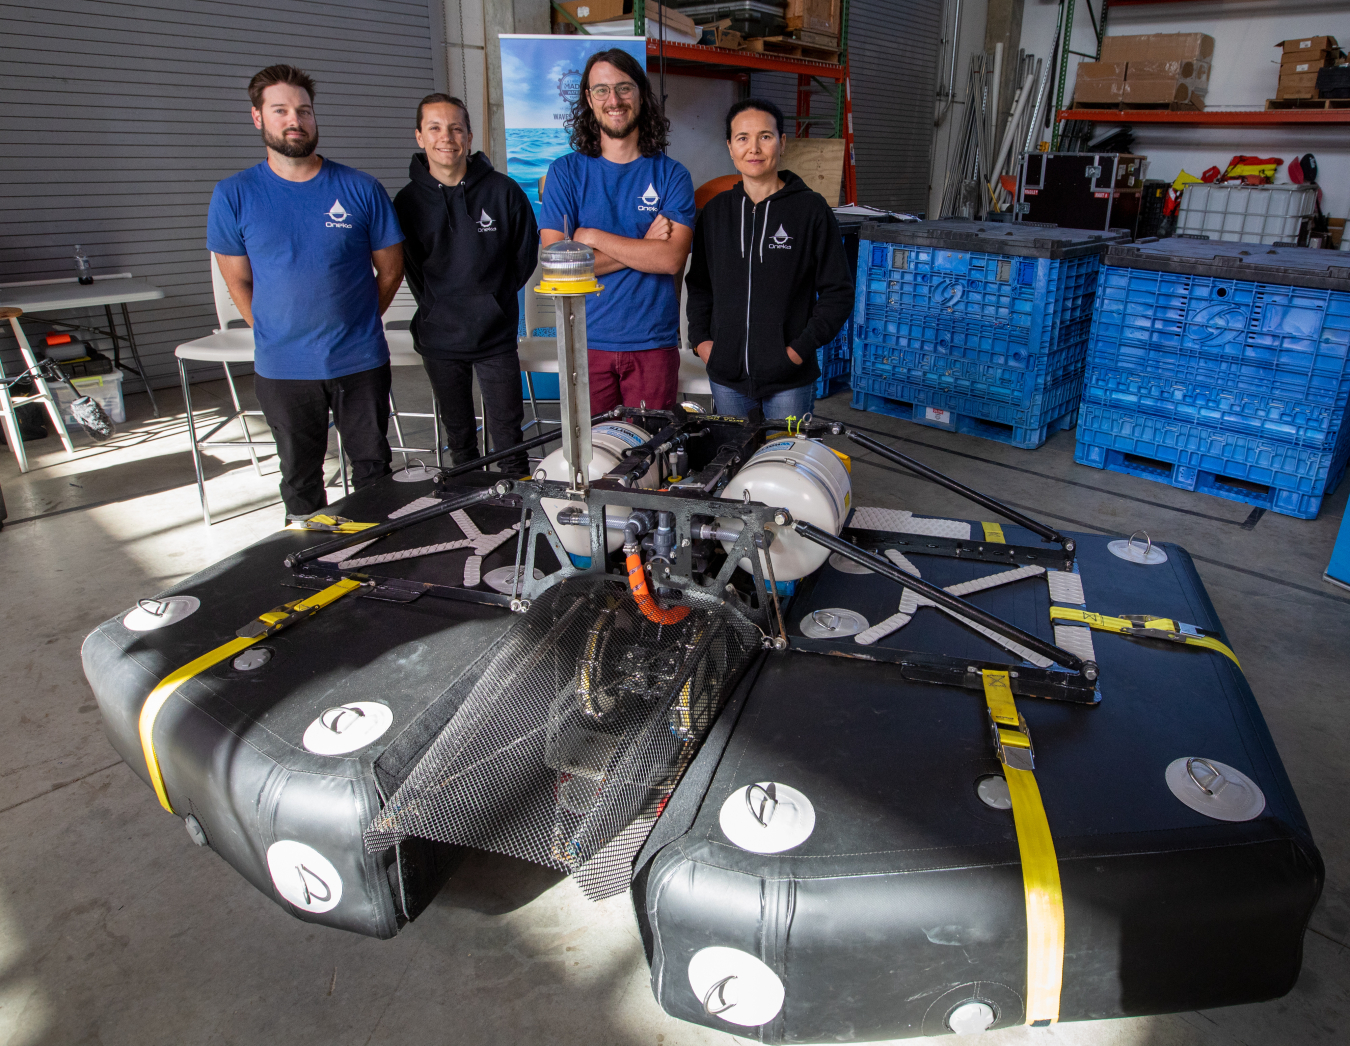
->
xmin=786 ymin=347 xmax=804 ymax=366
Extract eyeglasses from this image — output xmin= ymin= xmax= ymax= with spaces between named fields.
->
xmin=587 ymin=82 xmax=637 ymax=101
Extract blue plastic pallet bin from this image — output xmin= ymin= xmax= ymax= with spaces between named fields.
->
xmin=1326 ymin=502 xmax=1350 ymax=589
xmin=1083 ymin=363 xmax=1350 ymax=450
xmin=1075 ymin=402 xmax=1350 ymax=519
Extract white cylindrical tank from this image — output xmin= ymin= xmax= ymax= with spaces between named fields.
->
xmin=537 ymin=422 xmax=659 ymax=559
xmin=718 ymin=437 xmax=852 ymax=581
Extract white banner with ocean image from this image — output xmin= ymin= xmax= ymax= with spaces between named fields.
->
xmin=499 ymin=34 xmax=647 ymax=216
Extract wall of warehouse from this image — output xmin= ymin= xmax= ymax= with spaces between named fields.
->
xmin=1022 ymin=0 xmax=1350 ymax=223
xmin=0 ymin=0 xmax=444 ymax=394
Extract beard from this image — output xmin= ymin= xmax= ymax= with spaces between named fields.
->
xmin=598 ymin=107 xmax=639 ymax=141
xmin=263 ymin=125 xmax=318 ymax=158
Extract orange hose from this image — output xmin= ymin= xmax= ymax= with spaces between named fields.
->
xmin=625 ymin=552 xmax=691 ymax=625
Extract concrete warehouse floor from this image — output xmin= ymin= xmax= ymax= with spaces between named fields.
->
xmin=1 ymin=368 xmax=1347 ymax=1046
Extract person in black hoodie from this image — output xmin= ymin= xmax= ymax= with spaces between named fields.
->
xmin=395 ymin=94 xmax=538 ymax=473
xmin=687 ymin=98 xmax=854 ymax=420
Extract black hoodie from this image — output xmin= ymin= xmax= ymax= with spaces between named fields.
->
xmin=686 ymin=170 xmax=854 ymax=398
xmin=394 ymin=152 xmax=539 ymax=359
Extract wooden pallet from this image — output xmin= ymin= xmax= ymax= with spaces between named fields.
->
xmin=744 ymin=35 xmax=840 ymax=62
xmin=1265 ymin=97 xmax=1350 ymax=110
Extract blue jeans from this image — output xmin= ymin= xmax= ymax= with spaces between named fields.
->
xmin=710 ymin=381 xmax=815 ymax=421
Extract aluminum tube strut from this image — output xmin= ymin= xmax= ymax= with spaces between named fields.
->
xmin=790 ymin=519 xmax=1096 ymax=681
xmin=846 ymin=432 xmax=1073 ymax=553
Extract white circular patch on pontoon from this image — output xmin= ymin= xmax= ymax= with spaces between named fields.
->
xmin=688 ymin=946 xmax=785 ymax=1027
xmin=1108 ymin=538 xmax=1168 ymax=565
xmin=266 ymin=840 xmax=343 ymax=913
xmin=828 ymin=551 xmax=874 ymax=574
xmin=1165 ymin=757 xmax=1265 ymax=822
xmin=799 ymin=607 xmax=868 ymax=639
xmin=393 ymin=465 xmax=440 ymax=483
xmin=122 ymin=596 xmax=200 ymax=632
xmin=719 ymin=782 xmax=815 ymax=854
xmin=302 ymin=702 xmax=393 ymax=756
xmin=483 ymin=565 xmax=546 ymax=594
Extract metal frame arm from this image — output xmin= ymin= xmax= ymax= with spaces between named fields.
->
xmin=790 ymin=519 xmax=1097 ymax=681
xmin=846 ymin=431 xmax=1074 ymax=556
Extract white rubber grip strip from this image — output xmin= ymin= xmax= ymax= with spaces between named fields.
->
xmin=1053 ymin=624 xmax=1097 ymax=663
xmin=1045 ymin=569 xmax=1086 ymax=605
xmin=854 ymin=611 xmax=914 ymax=645
xmin=883 ymin=549 xmax=922 ymax=577
xmin=390 ymin=496 xmax=441 ymax=519
xmin=900 ymin=517 xmax=972 ymax=540
xmin=945 ymin=564 xmax=1045 ymax=597
xmin=851 ymin=506 xmax=913 ymax=531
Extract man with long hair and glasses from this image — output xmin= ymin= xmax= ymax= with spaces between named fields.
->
xmin=540 ymin=48 xmax=695 ymax=413
xmin=207 ymin=64 xmax=404 ymax=522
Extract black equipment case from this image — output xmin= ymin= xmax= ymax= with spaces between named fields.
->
xmin=1018 ymin=152 xmax=1145 ymax=234
xmin=634 ymin=523 xmax=1322 ymax=1041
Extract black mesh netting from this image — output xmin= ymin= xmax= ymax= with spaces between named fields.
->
xmin=364 ymin=575 xmax=761 ymax=900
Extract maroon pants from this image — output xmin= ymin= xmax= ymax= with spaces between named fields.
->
xmin=588 ymin=347 xmax=680 ymax=413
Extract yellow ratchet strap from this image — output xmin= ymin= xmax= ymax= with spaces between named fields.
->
xmin=982 ymin=521 xmax=1006 ymax=543
xmin=1048 ymin=607 xmax=1240 ymax=668
xmin=982 ymin=669 xmax=1064 ymax=1027
xmin=137 ymin=577 xmax=366 ymax=813
xmin=285 ymin=514 xmax=377 ymax=534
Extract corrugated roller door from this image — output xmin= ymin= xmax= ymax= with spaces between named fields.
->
xmin=753 ymin=0 xmax=941 ymax=214
xmin=0 ymin=0 xmax=437 ymax=392
xmin=847 ymin=0 xmax=942 ymax=213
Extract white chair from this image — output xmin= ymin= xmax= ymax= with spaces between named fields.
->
xmin=382 ymin=282 xmax=444 ymax=466
xmin=176 ymin=255 xmax=351 ymax=526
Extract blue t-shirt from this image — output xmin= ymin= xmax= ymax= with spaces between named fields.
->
xmin=539 ymin=151 xmax=695 ymax=353
xmin=206 ymin=159 xmax=403 ymax=380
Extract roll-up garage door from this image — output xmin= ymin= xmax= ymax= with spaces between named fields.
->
xmin=1 ymin=0 xmax=438 ymax=392
xmin=752 ymin=0 xmax=942 ymax=213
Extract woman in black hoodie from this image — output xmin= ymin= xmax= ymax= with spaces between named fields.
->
xmin=395 ymin=94 xmax=538 ymax=473
xmin=686 ymin=98 xmax=854 ymax=420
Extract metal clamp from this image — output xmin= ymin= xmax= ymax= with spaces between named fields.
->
xmin=746 ymin=782 xmax=779 ymax=827
xmin=988 ymin=710 xmax=1035 ymax=772
xmin=1186 ymin=757 xmax=1227 ymax=796
xmin=811 ymin=609 xmax=842 ymax=632
xmin=138 ymin=598 xmax=168 ymax=617
xmin=702 ymin=974 xmax=738 ymax=1016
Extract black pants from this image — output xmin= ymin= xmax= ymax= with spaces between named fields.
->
xmin=254 ymin=364 xmax=393 ymax=516
xmin=422 ymin=351 xmax=526 ymax=475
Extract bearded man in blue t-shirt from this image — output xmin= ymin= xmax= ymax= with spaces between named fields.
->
xmin=540 ymin=49 xmax=695 ymax=413
xmin=207 ymin=64 xmax=404 ymax=521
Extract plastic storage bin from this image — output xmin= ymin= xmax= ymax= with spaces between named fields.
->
xmin=1176 ymin=183 xmax=1317 ymax=246
xmin=1081 ymin=239 xmax=1350 ymax=517
xmin=851 ymin=220 xmax=1125 ymax=445
xmin=52 ymin=369 xmax=125 ymax=427
xmin=1326 ymin=501 xmax=1350 ymax=589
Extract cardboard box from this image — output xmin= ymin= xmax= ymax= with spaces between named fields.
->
xmin=553 ymin=1 xmax=697 ymax=39
xmin=1131 ymin=59 xmax=1210 ymax=84
xmin=1278 ymin=36 xmax=1338 ymax=55
xmin=1124 ymin=78 xmax=1205 ymax=107
xmin=786 ymin=0 xmax=839 ymax=35
xmin=1073 ymin=61 xmax=1125 ymax=104
xmin=1281 ymin=50 xmax=1335 ymax=70
xmin=1101 ymin=32 xmax=1214 ymax=64
xmin=1277 ymin=84 xmax=1320 ymax=100
xmin=1278 ymin=71 xmax=1321 ymax=91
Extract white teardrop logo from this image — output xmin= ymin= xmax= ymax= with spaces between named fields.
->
xmin=302 ymin=701 xmax=393 ymax=755
xmin=641 ymin=183 xmax=660 ymax=206
xmin=266 ymin=840 xmax=343 ymax=913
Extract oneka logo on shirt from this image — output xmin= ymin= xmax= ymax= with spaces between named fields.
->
xmin=638 ymin=182 xmax=660 ymax=212
xmin=767 ymin=224 xmax=793 ymax=249
xmin=477 ymin=209 xmax=497 ymax=232
xmin=325 ymin=199 xmax=353 ymax=229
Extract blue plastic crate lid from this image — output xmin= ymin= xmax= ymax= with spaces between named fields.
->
xmin=861 ymin=218 xmax=1129 ymax=259
xmin=1104 ymin=237 xmax=1350 ymax=292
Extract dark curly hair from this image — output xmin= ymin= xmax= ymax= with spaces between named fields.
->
xmin=568 ymin=49 xmax=669 ymax=158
